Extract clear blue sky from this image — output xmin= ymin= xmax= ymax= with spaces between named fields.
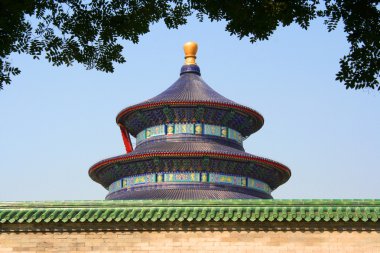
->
xmin=1 ymin=17 xmax=379 ymax=201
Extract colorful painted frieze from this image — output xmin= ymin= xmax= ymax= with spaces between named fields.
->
xmin=145 ymin=125 xmax=165 ymax=139
xmin=174 ymin=123 xmax=194 ymax=134
xmin=122 ymin=174 xmax=156 ymax=188
xmin=208 ymin=173 xmax=243 ymax=186
xmin=195 ymin=123 xmax=203 ymax=134
xmin=109 ymin=172 xmax=271 ymax=195
xmin=164 ymin=172 xmax=200 ymax=182
xmin=201 ymin=173 xmax=208 ymax=182
xmin=108 ymin=180 xmax=122 ymax=193
xmin=241 ymin=177 xmax=247 ymax=187
xmin=204 ymin=125 xmax=221 ymax=136
xmin=221 ymin=127 xmax=228 ymax=138
xmin=247 ymin=178 xmax=255 ymax=189
xmin=228 ymin=128 xmax=242 ymax=143
xmin=166 ymin=124 xmax=174 ymax=135
xmin=254 ymin=180 xmax=269 ymax=193
xmin=136 ymin=123 xmax=243 ymax=145
xmin=247 ymin=178 xmax=271 ymax=194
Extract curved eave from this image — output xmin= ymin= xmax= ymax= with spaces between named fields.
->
xmin=115 ymin=101 xmax=265 ymax=134
xmin=88 ymin=151 xmax=290 ymax=180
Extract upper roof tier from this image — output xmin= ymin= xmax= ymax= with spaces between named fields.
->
xmin=116 ymin=42 xmax=264 ymax=137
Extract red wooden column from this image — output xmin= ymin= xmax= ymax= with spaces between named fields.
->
xmin=118 ymin=124 xmax=133 ymax=153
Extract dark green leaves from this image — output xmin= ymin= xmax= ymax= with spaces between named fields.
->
xmin=0 ymin=0 xmax=378 ymax=91
xmin=0 ymin=0 xmax=192 ymax=89
xmin=323 ymin=0 xmax=379 ymax=90
xmin=0 ymin=61 xmax=21 ymax=85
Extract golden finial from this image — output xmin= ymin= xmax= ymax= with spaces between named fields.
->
xmin=183 ymin=41 xmax=198 ymax=65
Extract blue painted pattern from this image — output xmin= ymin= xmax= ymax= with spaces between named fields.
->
xmin=136 ymin=123 xmax=242 ymax=145
xmin=228 ymin=128 xmax=242 ymax=143
xmin=247 ymin=178 xmax=271 ymax=193
xmin=174 ymin=123 xmax=194 ymax=134
xmin=164 ymin=172 xmax=200 ymax=182
xmin=108 ymin=172 xmax=271 ymax=195
xmin=122 ymin=174 xmax=156 ymax=188
xmin=146 ymin=125 xmax=165 ymax=138
xmin=204 ymin=125 xmax=221 ymax=137
xmin=209 ymin=173 xmax=244 ymax=186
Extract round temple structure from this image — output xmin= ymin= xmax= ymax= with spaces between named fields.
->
xmin=89 ymin=42 xmax=291 ymax=199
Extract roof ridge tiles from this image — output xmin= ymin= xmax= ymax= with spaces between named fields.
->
xmin=0 ymin=200 xmax=378 ymax=224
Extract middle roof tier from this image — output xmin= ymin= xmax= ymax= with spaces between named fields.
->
xmin=88 ymin=136 xmax=291 ymax=191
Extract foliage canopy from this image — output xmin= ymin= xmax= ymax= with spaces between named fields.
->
xmin=0 ymin=0 xmax=379 ymax=90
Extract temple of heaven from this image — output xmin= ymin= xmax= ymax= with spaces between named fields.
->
xmin=89 ymin=42 xmax=291 ymax=200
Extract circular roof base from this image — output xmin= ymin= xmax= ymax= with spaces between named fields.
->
xmin=106 ymin=185 xmax=272 ymax=200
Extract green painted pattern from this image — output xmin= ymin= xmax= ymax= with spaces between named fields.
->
xmin=0 ymin=199 xmax=378 ymax=224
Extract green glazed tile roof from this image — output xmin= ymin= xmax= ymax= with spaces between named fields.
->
xmin=0 ymin=199 xmax=379 ymax=224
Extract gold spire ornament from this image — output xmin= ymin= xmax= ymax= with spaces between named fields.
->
xmin=183 ymin=41 xmax=198 ymax=65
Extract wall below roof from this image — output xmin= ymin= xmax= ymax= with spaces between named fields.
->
xmin=1 ymin=200 xmax=379 ymax=252
xmin=0 ymin=222 xmax=379 ymax=253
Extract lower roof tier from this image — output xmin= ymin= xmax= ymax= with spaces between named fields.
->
xmin=106 ymin=172 xmax=273 ymax=200
xmin=106 ymin=187 xmax=271 ymax=200
xmin=88 ymin=138 xmax=290 ymax=192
